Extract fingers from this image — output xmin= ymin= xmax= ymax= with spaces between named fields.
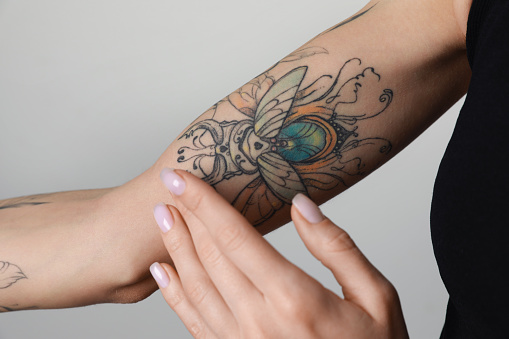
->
xmin=159 ymin=168 xmax=298 ymax=295
xmin=150 ymin=262 xmax=217 ymax=339
xmin=152 ymin=203 xmax=236 ymax=336
xmin=291 ymin=194 xmax=394 ymax=315
xmin=171 ymin=201 xmax=263 ymax=312
xmin=196 ymin=228 xmax=265 ymax=308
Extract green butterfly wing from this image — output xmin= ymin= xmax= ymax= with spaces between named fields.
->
xmin=254 ymin=67 xmax=307 ymax=138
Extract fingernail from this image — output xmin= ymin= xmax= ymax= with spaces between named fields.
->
xmin=150 ymin=262 xmax=169 ymax=288
xmin=160 ymin=168 xmax=186 ymax=196
xmin=153 ymin=203 xmax=173 ymax=233
xmin=292 ymin=193 xmax=324 ymax=224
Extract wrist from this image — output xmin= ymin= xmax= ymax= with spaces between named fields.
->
xmin=88 ymin=168 xmax=173 ymax=303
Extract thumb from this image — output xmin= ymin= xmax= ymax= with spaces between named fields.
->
xmin=291 ymin=194 xmax=394 ymax=312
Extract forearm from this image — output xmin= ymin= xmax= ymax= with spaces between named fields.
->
xmin=112 ymin=0 xmax=470 ymax=298
xmin=0 ymin=190 xmax=109 ymax=310
xmin=0 ymin=0 xmax=470 ymax=310
xmin=0 ymin=188 xmax=165 ymax=310
xmin=148 ymin=0 xmax=470 ymax=233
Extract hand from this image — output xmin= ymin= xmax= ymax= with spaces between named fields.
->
xmin=149 ymin=168 xmax=409 ymax=338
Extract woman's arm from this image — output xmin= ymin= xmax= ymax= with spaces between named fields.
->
xmin=0 ymin=0 xmax=470 ymax=311
xmin=151 ymin=0 xmax=470 ymax=233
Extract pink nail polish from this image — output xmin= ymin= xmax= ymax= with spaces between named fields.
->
xmin=150 ymin=262 xmax=170 ymax=288
xmin=153 ymin=203 xmax=173 ymax=233
xmin=160 ymin=168 xmax=186 ymax=196
xmin=292 ymin=193 xmax=324 ymax=224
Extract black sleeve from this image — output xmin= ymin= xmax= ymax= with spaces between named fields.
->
xmin=431 ymin=0 xmax=509 ymax=338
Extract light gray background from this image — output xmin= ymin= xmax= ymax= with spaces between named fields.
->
xmin=0 ymin=1 xmax=464 ymax=338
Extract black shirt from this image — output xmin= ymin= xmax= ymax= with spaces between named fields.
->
xmin=431 ymin=0 xmax=509 ymax=337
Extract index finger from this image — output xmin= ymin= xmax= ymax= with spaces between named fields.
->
xmin=160 ymin=168 xmax=296 ymax=292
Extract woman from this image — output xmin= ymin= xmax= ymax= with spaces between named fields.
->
xmin=5 ymin=0 xmax=504 ymax=337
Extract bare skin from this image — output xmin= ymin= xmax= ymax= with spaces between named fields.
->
xmin=0 ymin=0 xmax=471 ymax=311
xmin=453 ymin=0 xmax=473 ymax=37
xmin=152 ymin=169 xmax=409 ymax=338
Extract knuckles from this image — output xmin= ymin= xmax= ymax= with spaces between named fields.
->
xmin=178 ymin=178 xmax=208 ymax=214
xmin=273 ymin=282 xmax=327 ymax=324
xmin=166 ymin=290 xmax=185 ymax=309
xmin=219 ymin=224 xmax=247 ymax=252
xmin=186 ymin=281 xmax=209 ymax=305
xmin=189 ymin=320 xmax=208 ymax=339
xmin=376 ymin=279 xmax=400 ymax=308
xmin=322 ymin=224 xmax=358 ymax=255
xmin=198 ymin=241 xmax=223 ymax=266
xmin=167 ymin=233 xmax=186 ymax=253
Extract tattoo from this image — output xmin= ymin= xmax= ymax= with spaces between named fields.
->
xmin=0 ymin=194 xmax=50 ymax=210
xmin=321 ymin=3 xmax=378 ymax=36
xmin=0 ymin=304 xmax=38 ymax=312
xmin=0 ymin=261 xmax=27 ymax=289
xmin=264 ymin=46 xmax=329 ymax=74
xmin=177 ymin=54 xmax=393 ymax=226
xmin=0 ymin=202 xmax=48 ymax=210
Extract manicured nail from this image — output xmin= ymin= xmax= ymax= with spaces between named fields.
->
xmin=153 ymin=203 xmax=173 ymax=233
xmin=150 ymin=262 xmax=169 ymax=288
xmin=160 ymin=168 xmax=186 ymax=196
xmin=292 ymin=193 xmax=324 ymax=224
